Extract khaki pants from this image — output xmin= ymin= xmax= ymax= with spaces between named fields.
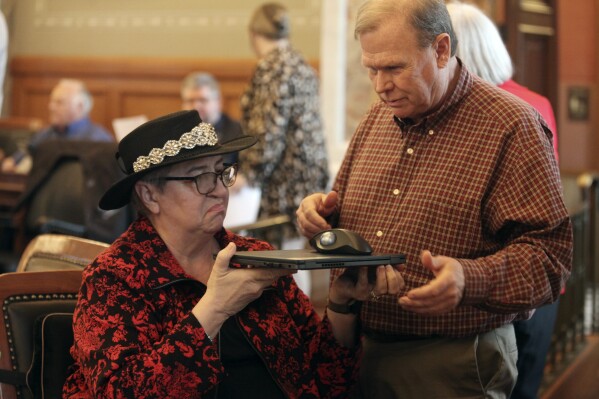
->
xmin=354 ymin=324 xmax=518 ymax=399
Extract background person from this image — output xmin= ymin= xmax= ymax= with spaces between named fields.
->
xmin=240 ymin=2 xmax=330 ymax=231
xmin=63 ymin=110 xmax=403 ymax=398
xmin=447 ymin=2 xmax=561 ymax=398
xmin=1 ymin=78 xmax=113 ymax=173
xmin=446 ymin=0 xmax=558 ymax=161
xmin=181 ymin=71 xmax=243 ymax=165
xmin=296 ymin=1 xmax=572 ymax=398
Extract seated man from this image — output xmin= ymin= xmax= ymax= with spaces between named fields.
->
xmin=1 ymin=79 xmax=113 ymax=173
xmin=180 ymin=72 xmax=243 ymax=164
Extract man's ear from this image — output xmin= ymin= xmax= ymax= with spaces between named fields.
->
xmin=434 ymin=33 xmax=451 ymax=68
xmin=73 ymin=98 xmax=86 ymax=120
xmin=135 ymin=181 xmax=160 ymax=214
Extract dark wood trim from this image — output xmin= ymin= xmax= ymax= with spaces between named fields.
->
xmin=8 ymin=56 xmax=319 ymax=134
xmin=541 ymin=335 xmax=599 ymax=399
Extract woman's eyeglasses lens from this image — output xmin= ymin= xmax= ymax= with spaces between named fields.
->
xmin=195 ymin=165 xmax=237 ymax=194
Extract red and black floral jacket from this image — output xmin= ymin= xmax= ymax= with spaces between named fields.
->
xmin=63 ymin=217 xmax=360 ymax=398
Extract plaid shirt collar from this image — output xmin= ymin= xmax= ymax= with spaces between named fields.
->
xmin=395 ymin=58 xmax=473 ymax=135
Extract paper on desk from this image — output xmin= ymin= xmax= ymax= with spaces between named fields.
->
xmin=112 ymin=115 xmax=148 ymax=142
xmin=224 ymin=186 xmax=261 ymax=228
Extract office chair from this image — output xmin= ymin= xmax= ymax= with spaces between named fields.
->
xmin=0 ymin=270 xmax=82 ymax=399
xmin=13 ymin=140 xmax=131 ymax=253
xmin=16 ymin=233 xmax=109 ymax=272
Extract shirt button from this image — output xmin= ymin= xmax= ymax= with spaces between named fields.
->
xmin=407 ymin=148 xmax=414 ymax=155
xmin=428 ymin=129 xmax=434 ymax=136
xmin=393 ymin=189 xmax=400 ymax=195
xmin=376 ymin=231 xmax=383 ymax=237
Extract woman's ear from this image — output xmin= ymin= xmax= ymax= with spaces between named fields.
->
xmin=134 ymin=181 xmax=160 ymax=215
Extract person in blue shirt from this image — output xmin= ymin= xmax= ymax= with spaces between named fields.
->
xmin=1 ymin=78 xmax=113 ymax=173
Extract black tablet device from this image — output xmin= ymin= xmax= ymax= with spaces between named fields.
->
xmin=230 ymin=249 xmax=406 ymax=270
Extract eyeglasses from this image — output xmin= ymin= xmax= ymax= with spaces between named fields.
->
xmin=159 ymin=164 xmax=237 ymax=195
xmin=182 ymin=97 xmax=213 ymax=106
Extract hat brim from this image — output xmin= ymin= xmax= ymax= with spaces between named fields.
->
xmin=99 ymin=135 xmax=257 ymax=210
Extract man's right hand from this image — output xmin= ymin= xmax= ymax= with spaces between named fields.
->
xmin=296 ymin=191 xmax=338 ymax=238
xmin=1 ymin=157 xmax=16 ymax=173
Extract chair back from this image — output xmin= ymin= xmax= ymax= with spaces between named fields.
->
xmin=0 ymin=270 xmax=82 ymax=399
xmin=24 ymin=159 xmax=85 ymax=235
xmin=13 ymin=140 xmax=131 ymax=252
xmin=29 ymin=313 xmax=75 ymax=399
xmin=16 ymin=233 xmax=109 ymax=272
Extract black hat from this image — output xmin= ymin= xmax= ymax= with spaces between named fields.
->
xmin=99 ymin=110 xmax=256 ymax=210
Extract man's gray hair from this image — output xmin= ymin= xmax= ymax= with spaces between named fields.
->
xmin=446 ymin=2 xmax=513 ymax=85
xmin=355 ymin=0 xmax=458 ymax=57
xmin=180 ymin=72 xmax=221 ymax=99
xmin=59 ymin=78 xmax=93 ymax=116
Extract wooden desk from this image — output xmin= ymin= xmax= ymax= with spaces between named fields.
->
xmin=0 ymin=173 xmax=26 ymax=255
xmin=0 ymin=172 xmax=26 ymax=211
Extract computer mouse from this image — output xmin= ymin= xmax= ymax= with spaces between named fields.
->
xmin=309 ymin=228 xmax=373 ymax=255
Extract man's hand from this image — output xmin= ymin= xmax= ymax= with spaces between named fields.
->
xmin=1 ymin=157 xmax=16 ymax=173
xmin=296 ymin=191 xmax=338 ymax=238
xmin=398 ymin=250 xmax=465 ymax=315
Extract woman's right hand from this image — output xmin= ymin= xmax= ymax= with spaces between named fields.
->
xmin=192 ymin=243 xmax=293 ymax=337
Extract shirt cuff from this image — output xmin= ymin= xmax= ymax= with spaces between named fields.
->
xmin=458 ymin=258 xmax=490 ymax=306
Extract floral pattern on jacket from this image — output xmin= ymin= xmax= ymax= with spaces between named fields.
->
xmin=240 ymin=46 xmax=330 ymax=220
xmin=63 ymin=216 xmax=359 ymax=398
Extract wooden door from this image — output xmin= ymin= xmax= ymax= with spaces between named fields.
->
xmin=502 ymin=0 xmax=558 ymax=110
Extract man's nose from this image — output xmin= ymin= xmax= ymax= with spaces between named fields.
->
xmin=373 ymin=71 xmax=392 ymax=93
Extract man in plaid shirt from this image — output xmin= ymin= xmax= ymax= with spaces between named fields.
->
xmin=297 ymin=1 xmax=572 ymax=398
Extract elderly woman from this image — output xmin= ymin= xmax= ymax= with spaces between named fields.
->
xmin=62 ymin=110 xmax=403 ymax=398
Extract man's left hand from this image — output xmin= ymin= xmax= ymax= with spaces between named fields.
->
xmin=398 ymin=250 xmax=465 ymax=315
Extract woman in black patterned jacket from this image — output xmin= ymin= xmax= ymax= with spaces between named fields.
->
xmin=240 ymin=3 xmax=330 ymax=229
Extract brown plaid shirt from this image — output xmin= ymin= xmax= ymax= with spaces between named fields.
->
xmin=332 ymin=64 xmax=572 ymax=338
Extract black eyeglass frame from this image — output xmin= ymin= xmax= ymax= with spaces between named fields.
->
xmin=157 ymin=163 xmax=238 ymax=195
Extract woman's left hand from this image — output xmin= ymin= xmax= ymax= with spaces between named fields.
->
xmin=329 ymin=265 xmax=405 ymax=305
xmin=326 ymin=265 xmax=404 ymax=348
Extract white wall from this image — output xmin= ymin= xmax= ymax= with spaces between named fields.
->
xmin=7 ymin=0 xmax=321 ymax=58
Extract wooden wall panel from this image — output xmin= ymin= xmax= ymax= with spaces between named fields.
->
xmin=120 ymin=94 xmax=181 ymax=121
xmin=8 ymin=56 xmax=262 ymax=137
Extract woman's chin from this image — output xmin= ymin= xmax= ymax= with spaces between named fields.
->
xmin=208 ymin=213 xmax=226 ymax=231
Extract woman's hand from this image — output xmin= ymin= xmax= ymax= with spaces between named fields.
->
xmin=329 ymin=265 xmax=405 ymax=305
xmin=193 ymin=243 xmax=294 ymax=338
xmin=326 ymin=265 xmax=404 ymax=348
